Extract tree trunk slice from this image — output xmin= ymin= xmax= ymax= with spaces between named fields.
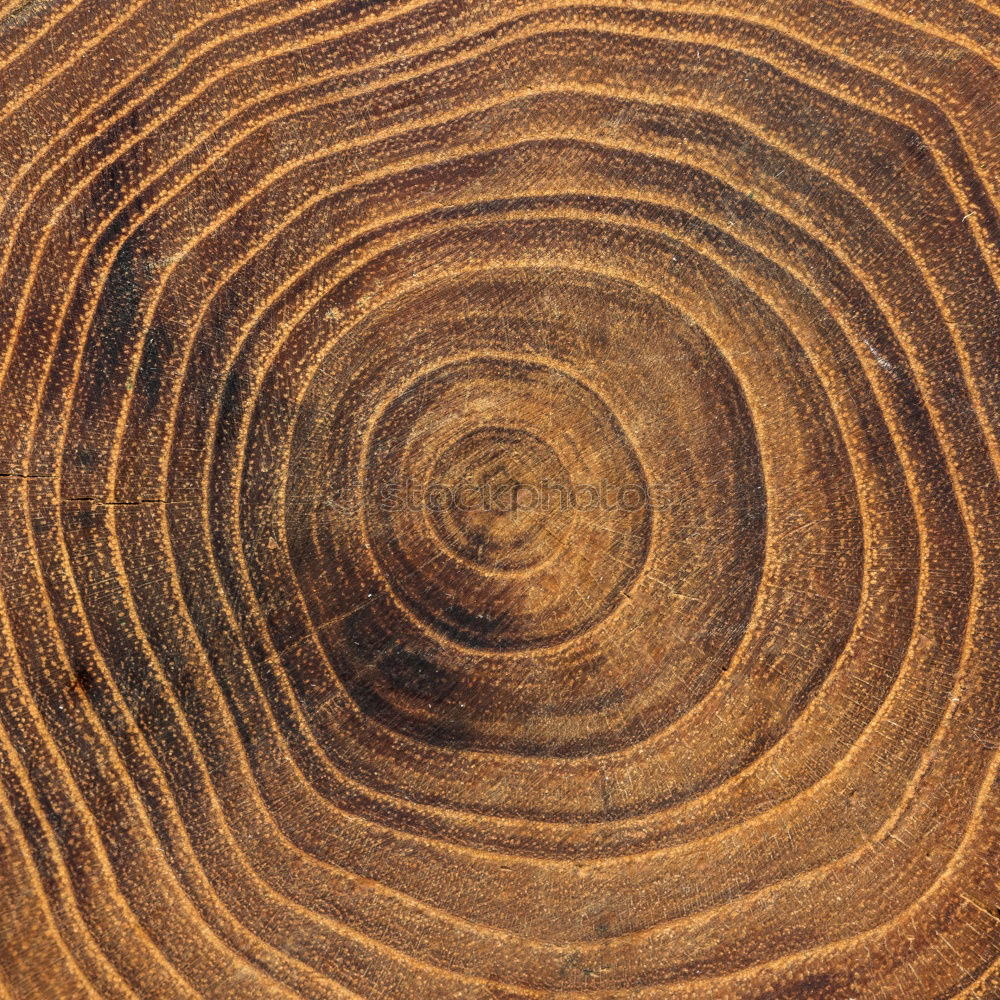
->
xmin=0 ymin=1 xmax=998 ymax=997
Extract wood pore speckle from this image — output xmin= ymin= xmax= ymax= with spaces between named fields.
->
xmin=0 ymin=1 xmax=998 ymax=998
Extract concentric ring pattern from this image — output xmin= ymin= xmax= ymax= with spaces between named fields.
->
xmin=0 ymin=1 xmax=998 ymax=997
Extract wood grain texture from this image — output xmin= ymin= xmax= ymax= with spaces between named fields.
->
xmin=1 ymin=1 xmax=999 ymax=997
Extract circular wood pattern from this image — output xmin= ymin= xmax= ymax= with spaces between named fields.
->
xmin=1 ymin=1 xmax=999 ymax=997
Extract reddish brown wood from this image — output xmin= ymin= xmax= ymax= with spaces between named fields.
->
xmin=0 ymin=1 xmax=998 ymax=997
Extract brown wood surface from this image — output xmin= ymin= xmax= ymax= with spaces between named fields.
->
xmin=1 ymin=1 xmax=999 ymax=997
